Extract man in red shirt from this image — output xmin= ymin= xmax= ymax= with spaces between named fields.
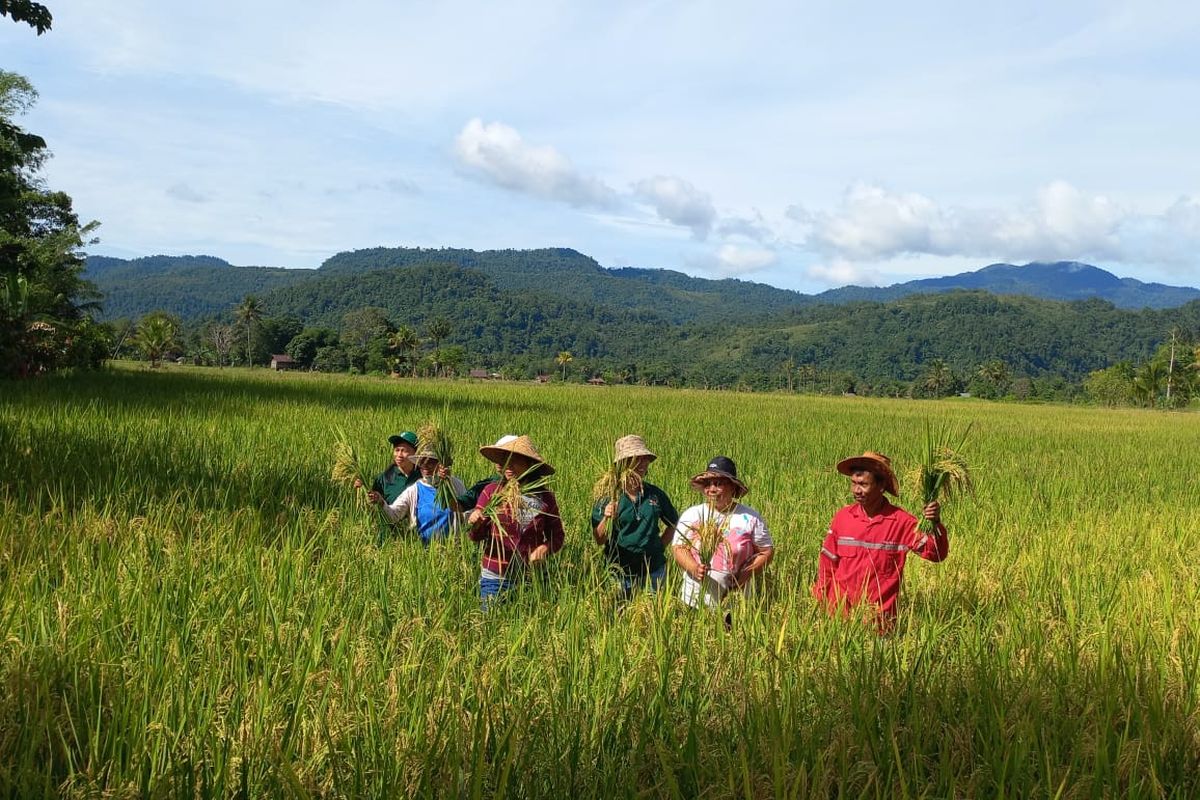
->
xmin=812 ymin=451 xmax=948 ymax=629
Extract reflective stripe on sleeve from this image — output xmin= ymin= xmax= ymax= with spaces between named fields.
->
xmin=820 ymin=547 xmax=839 ymax=561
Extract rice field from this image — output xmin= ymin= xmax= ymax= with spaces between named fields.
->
xmin=1 ymin=364 xmax=1198 ymax=798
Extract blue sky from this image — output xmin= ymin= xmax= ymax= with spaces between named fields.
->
xmin=4 ymin=0 xmax=1200 ymax=292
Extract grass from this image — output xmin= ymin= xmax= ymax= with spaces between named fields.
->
xmin=0 ymin=363 xmax=1198 ymax=797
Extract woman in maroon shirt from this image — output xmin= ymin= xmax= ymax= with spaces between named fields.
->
xmin=467 ymin=435 xmax=564 ymax=609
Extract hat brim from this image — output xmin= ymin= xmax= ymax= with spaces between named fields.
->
xmin=836 ymin=456 xmax=899 ymax=496
xmin=478 ymin=445 xmax=556 ymax=476
xmin=689 ymin=469 xmax=749 ymax=498
xmin=614 ymin=450 xmax=656 ymax=464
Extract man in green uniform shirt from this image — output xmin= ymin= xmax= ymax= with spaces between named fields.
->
xmin=363 ymin=431 xmax=420 ymax=543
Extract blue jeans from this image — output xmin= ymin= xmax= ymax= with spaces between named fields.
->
xmin=479 ymin=571 xmax=520 ymax=611
xmin=615 ymin=563 xmax=666 ymax=600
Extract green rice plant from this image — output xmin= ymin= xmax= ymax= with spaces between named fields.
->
xmin=906 ymin=422 xmax=975 ymax=533
xmin=680 ymin=502 xmax=730 ymax=567
xmin=590 ymin=457 xmax=640 ymax=514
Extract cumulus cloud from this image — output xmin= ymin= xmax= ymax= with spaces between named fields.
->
xmin=792 ymin=180 xmax=1135 ymax=264
xmin=454 ymin=118 xmax=617 ymax=209
xmin=805 ymin=259 xmax=882 ymax=287
xmin=715 ymin=244 xmax=778 ymax=275
xmin=633 ymin=176 xmax=717 ymax=239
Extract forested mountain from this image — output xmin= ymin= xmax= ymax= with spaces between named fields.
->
xmin=816 ymin=261 xmax=1200 ymax=309
xmin=316 ymin=247 xmax=807 ymax=323
xmin=84 ymin=255 xmax=313 ymax=319
xmin=253 ymin=263 xmax=1200 ymax=388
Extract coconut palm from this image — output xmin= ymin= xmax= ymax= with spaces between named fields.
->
xmin=136 ymin=313 xmax=178 ymax=368
xmin=975 ymin=359 xmax=1011 ymax=397
xmin=388 ymin=325 xmax=420 ymax=376
xmin=556 ymin=350 xmax=573 ymax=382
xmin=235 ymin=295 xmax=264 ymax=367
xmin=1132 ymin=360 xmax=1166 ymax=407
xmin=921 ymin=358 xmax=955 ymax=398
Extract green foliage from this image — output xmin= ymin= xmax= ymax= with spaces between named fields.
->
xmin=0 ymin=0 xmax=52 ymax=34
xmin=1 ymin=70 xmax=104 ymax=378
xmin=134 ymin=310 xmax=180 ymax=367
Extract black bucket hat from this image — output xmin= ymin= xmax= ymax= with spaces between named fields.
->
xmin=689 ymin=455 xmax=748 ymax=498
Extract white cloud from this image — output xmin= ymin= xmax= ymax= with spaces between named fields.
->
xmin=454 ymin=118 xmax=617 ymax=209
xmin=806 ymin=259 xmax=881 ymax=287
xmin=795 ymin=180 xmax=1133 ymax=264
xmin=714 ymin=244 xmax=778 ymax=275
xmin=633 ymin=176 xmax=716 ymax=239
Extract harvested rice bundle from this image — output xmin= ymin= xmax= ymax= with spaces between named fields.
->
xmin=906 ymin=423 xmax=974 ymax=533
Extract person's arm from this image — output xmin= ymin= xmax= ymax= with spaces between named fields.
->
xmin=591 ymin=498 xmax=613 ymax=545
xmin=911 ymin=501 xmax=949 ymax=562
xmin=812 ymin=525 xmax=840 ymax=599
xmin=670 ymin=513 xmax=708 ymax=582
xmin=530 ymin=492 xmax=564 ymax=564
xmin=378 ymin=484 xmax=415 ymax=524
xmin=466 ymin=484 xmax=495 ymax=542
xmin=658 ymin=489 xmax=680 ymax=548
xmin=731 ymin=515 xmax=774 ymax=588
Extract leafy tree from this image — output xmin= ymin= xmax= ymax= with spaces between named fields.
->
xmin=440 ymin=344 xmax=467 ymax=377
xmin=1 ymin=71 xmax=104 ymax=378
xmin=235 ymin=295 xmax=264 ymax=366
xmin=285 ymin=327 xmax=337 ymax=369
xmin=135 ymin=311 xmax=179 ymax=368
xmin=1132 ymin=360 xmax=1166 ymax=407
xmin=1 ymin=0 xmax=52 ymax=34
xmin=312 ymin=345 xmax=348 ymax=373
xmin=556 ymin=350 xmax=573 ymax=382
xmin=1084 ymin=363 xmax=1134 ymax=407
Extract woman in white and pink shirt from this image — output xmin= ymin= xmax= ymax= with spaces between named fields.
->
xmin=671 ymin=456 xmax=774 ymax=609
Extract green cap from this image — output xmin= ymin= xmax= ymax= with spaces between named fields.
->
xmin=388 ymin=431 xmax=418 ymax=448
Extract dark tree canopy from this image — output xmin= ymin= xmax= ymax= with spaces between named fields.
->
xmin=1 ymin=0 xmax=53 ymax=34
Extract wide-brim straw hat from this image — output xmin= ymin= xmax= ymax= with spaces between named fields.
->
xmin=689 ymin=455 xmax=748 ymax=498
xmin=478 ymin=434 xmax=555 ymax=476
xmin=836 ymin=451 xmax=900 ymax=496
xmin=613 ymin=434 xmax=656 ymax=464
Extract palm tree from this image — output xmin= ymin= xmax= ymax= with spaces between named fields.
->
xmin=425 ymin=316 xmax=452 ymax=376
xmin=921 ymin=358 xmax=955 ymax=398
xmin=556 ymin=350 xmax=574 ymax=382
xmin=975 ymin=359 xmax=1011 ymax=397
xmin=1132 ymin=361 xmax=1165 ymax=407
xmin=387 ymin=325 xmax=420 ymax=376
xmin=136 ymin=314 xmax=177 ymax=368
xmin=235 ymin=295 xmax=264 ymax=367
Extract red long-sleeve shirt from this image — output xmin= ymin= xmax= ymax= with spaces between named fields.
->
xmin=812 ymin=501 xmax=948 ymax=622
xmin=469 ymin=482 xmax=564 ymax=576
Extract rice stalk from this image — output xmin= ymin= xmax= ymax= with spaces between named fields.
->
xmin=480 ymin=464 xmax=555 ymax=536
xmin=417 ymin=418 xmax=457 ymax=510
xmin=682 ymin=501 xmax=730 ymax=567
xmin=591 ymin=458 xmax=641 ymax=515
xmin=906 ymin=422 xmax=974 ymax=533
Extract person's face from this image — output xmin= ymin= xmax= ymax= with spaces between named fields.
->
xmin=500 ymin=454 xmax=534 ymax=482
xmin=629 ymin=456 xmax=652 ymax=478
xmin=850 ymin=471 xmax=884 ymax=508
xmin=394 ymin=443 xmax=416 ymax=469
xmin=700 ymin=476 xmax=735 ymax=508
xmin=418 ymin=458 xmax=438 ymax=479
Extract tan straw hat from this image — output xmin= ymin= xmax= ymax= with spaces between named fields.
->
xmin=613 ymin=434 xmax=656 ymax=464
xmin=836 ymin=451 xmax=899 ymax=496
xmin=478 ymin=434 xmax=555 ymax=475
xmin=412 ymin=449 xmax=442 ymax=464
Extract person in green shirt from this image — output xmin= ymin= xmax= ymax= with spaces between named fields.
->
xmin=591 ymin=435 xmax=679 ymax=599
xmin=360 ymin=431 xmax=420 ymax=543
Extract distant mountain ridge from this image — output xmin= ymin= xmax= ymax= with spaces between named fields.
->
xmin=83 ymin=249 xmax=1200 ymax=324
xmin=816 ymin=261 xmax=1200 ymax=309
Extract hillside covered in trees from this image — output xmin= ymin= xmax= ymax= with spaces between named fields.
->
xmin=94 ymin=249 xmax=1200 ymax=404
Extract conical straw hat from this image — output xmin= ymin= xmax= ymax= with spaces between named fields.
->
xmin=478 ymin=434 xmax=555 ymax=475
